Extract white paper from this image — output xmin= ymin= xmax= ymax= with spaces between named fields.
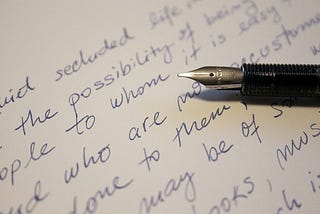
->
xmin=1 ymin=0 xmax=320 ymax=213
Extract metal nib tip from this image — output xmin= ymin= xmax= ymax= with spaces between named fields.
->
xmin=177 ymin=72 xmax=193 ymax=78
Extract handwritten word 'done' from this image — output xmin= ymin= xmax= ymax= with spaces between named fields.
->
xmin=55 ymin=28 xmax=134 ymax=82
xmin=0 ymin=76 xmax=35 ymax=114
xmin=69 ymin=176 xmax=134 ymax=214
xmin=139 ymin=171 xmax=196 ymax=214
xmin=128 ymin=112 xmax=167 ymax=142
xmin=64 ymin=144 xmax=111 ymax=184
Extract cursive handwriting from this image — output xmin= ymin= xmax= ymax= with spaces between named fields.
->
xmin=173 ymin=105 xmax=231 ymax=147
xmin=0 ymin=141 xmax=55 ymax=186
xmin=128 ymin=111 xmax=167 ymax=142
xmin=202 ymin=140 xmax=233 ymax=162
xmin=276 ymin=123 xmax=320 ymax=170
xmin=69 ymin=176 xmax=133 ymax=214
xmin=15 ymin=108 xmax=58 ymax=135
xmin=139 ymin=171 xmax=196 ymax=214
xmin=64 ymin=144 xmax=111 ymax=184
xmin=149 ymin=5 xmax=182 ymax=29
xmin=177 ymin=82 xmax=201 ymax=112
xmin=110 ymin=74 xmax=170 ymax=109
xmin=208 ymin=176 xmax=254 ymax=214
xmin=2 ymin=180 xmax=49 ymax=214
xmin=55 ymin=28 xmax=134 ymax=82
xmin=0 ymin=76 xmax=35 ymax=114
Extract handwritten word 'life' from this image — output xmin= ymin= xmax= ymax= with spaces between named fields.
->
xmin=149 ymin=5 xmax=182 ymax=29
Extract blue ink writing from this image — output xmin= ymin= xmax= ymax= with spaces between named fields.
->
xmin=69 ymin=176 xmax=133 ymax=214
xmin=138 ymin=147 xmax=160 ymax=172
xmin=3 ymin=180 xmax=49 ymax=214
xmin=208 ymin=176 xmax=254 ymax=214
xmin=149 ymin=5 xmax=182 ymax=29
xmin=15 ymin=108 xmax=58 ymax=135
xmin=0 ymin=76 xmax=35 ymax=113
xmin=202 ymin=140 xmax=233 ymax=162
xmin=177 ymin=82 xmax=201 ymax=112
xmin=173 ymin=105 xmax=231 ymax=147
xmin=64 ymin=144 xmax=111 ymax=184
xmin=65 ymin=92 xmax=96 ymax=135
xmin=241 ymin=113 xmax=262 ymax=144
xmin=128 ymin=111 xmax=167 ymax=142
xmin=276 ymin=189 xmax=302 ymax=213
xmin=55 ymin=28 xmax=134 ymax=82
xmin=110 ymin=74 xmax=170 ymax=109
xmin=139 ymin=171 xmax=196 ymax=214
xmin=25 ymin=141 xmax=55 ymax=168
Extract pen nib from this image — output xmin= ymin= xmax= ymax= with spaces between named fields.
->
xmin=177 ymin=66 xmax=243 ymax=89
xmin=177 ymin=72 xmax=193 ymax=78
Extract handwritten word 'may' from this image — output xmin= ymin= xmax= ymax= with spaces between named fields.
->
xmin=139 ymin=171 xmax=196 ymax=214
xmin=173 ymin=105 xmax=231 ymax=147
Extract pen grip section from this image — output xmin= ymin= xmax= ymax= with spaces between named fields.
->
xmin=241 ymin=64 xmax=320 ymax=97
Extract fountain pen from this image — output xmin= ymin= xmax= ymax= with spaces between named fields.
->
xmin=178 ymin=63 xmax=320 ymax=97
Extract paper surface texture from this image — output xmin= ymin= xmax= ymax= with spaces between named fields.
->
xmin=1 ymin=0 xmax=320 ymax=213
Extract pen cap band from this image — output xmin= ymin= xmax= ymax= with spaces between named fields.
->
xmin=241 ymin=64 xmax=320 ymax=97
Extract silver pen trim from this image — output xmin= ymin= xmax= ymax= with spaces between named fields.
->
xmin=178 ymin=66 xmax=243 ymax=89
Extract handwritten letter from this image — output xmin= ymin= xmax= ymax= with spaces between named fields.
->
xmin=1 ymin=0 xmax=320 ymax=213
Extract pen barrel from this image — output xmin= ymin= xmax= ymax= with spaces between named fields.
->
xmin=241 ymin=64 xmax=320 ymax=97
